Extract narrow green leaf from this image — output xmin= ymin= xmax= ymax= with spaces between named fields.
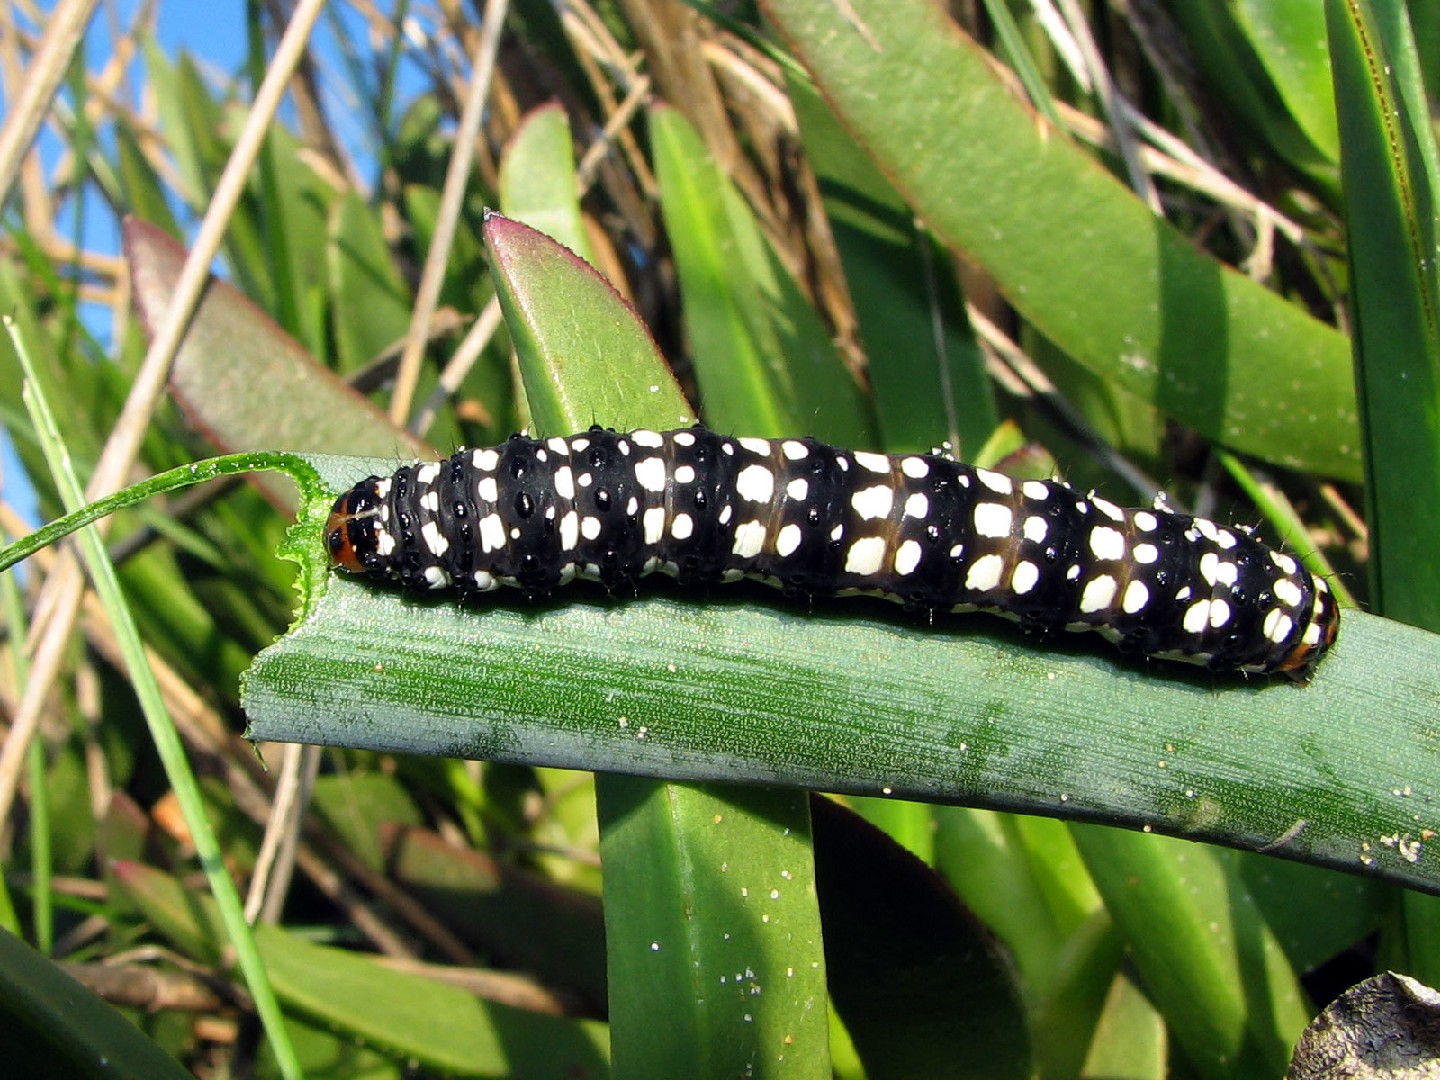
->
xmin=1072 ymin=827 xmax=1308 ymax=1078
xmin=259 ymin=927 xmax=610 ymax=1077
xmin=788 ymin=72 xmax=997 ymax=458
xmin=762 ymin=0 xmax=1360 ymax=480
xmin=650 ymin=104 xmax=874 ymax=445
xmin=1327 ymin=0 xmax=1440 ymax=628
xmin=328 ymin=189 xmax=414 ymax=374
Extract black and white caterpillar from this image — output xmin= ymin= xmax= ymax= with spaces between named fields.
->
xmin=326 ymin=426 xmax=1339 ymax=679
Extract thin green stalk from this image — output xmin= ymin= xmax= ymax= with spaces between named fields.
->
xmin=6 ymin=317 xmax=306 ymax=1079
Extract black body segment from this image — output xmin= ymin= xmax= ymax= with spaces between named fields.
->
xmin=326 ymin=427 xmax=1339 ymax=678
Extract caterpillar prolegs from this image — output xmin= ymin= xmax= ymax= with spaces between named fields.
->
xmin=325 ymin=426 xmax=1339 ymax=679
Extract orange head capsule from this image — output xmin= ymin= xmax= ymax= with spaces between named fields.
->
xmin=325 ymin=482 xmax=382 ymax=574
xmin=1274 ymin=578 xmax=1341 ymax=682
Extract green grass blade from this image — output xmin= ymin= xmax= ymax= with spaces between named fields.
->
xmin=7 ymin=320 xmax=306 ymax=1078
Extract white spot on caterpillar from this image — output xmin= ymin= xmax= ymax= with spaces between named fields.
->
xmin=423 ymin=565 xmax=449 ymax=588
xmin=674 ymin=464 xmax=696 ymax=484
xmin=845 ymin=535 xmax=886 ymax=575
xmin=1122 ymin=579 xmax=1149 ymax=613
xmin=374 ymin=478 xmax=392 ymax=498
xmin=581 ymin=516 xmax=602 ymax=541
xmin=420 ymin=490 xmax=439 ymax=511
xmin=1195 ymin=518 xmax=1221 ymax=542
xmin=973 ymin=502 xmax=1013 ymax=538
xmin=644 ymin=507 xmax=665 ymax=545
xmin=739 ymin=436 xmax=771 ymax=456
xmin=851 ymin=484 xmax=894 ymax=520
xmin=1183 ymin=599 xmax=1212 ymax=633
xmin=830 ymin=523 xmax=845 ymax=542
xmin=836 ymin=456 xmax=850 ymax=472
xmin=554 ymin=466 xmax=575 ymax=500
xmin=570 ymin=437 xmax=590 ymax=452
xmin=901 ymin=456 xmax=929 ymax=479
xmin=965 ymin=553 xmax=1004 ymax=592
xmin=1200 ymin=553 xmax=1239 ymax=587
xmin=1080 ymin=574 xmax=1118 ymax=613
xmin=376 ymin=530 xmax=396 ymax=556
xmin=555 ymin=512 xmax=578 ymax=552
xmin=1263 ymin=607 xmax=1291 ymax=643
xmin=894 ymin=539 xmax=922 ymax=576
xmin=635 ymin=456 xmax=666 ymax=493
xmin=732 ymin=519 xmax=766 ymax=558
xmin=1216 ymin=529 xmax=1238 ymax=550
xmin=479 ymin=513 xmax=505 ymax=553
xmin=477 ymin=476 xmax=498 ymax=503
xmin=672 ymin=430 xmax=696 ymax=446
xmin=787 ymin=477 xmax=809 ymax=501
xmin=626 ymin=496 xmax=639 ymax=517
xmin=1176 ymin=585 xmax=1193 ymax=601
xmin=1274 ymin=577 xmax=1303 ymax=607
xmin=1089 ymin=526 xmax=1125 ymax=561
xmin=1209 ymin=599 xmax=1231 ymax=628
xmin=904 ymin=492 xmax=929 ymax=519
xmin=632 ymin=429 xmax=664 ymax=447
xmin=1023 ymin=516 xmax=1047 ymax=543
xmin=1021 ymin=480 xmax=1049 ymax=500
xmin=976 ymin=469 xmax=1013 ymax=495
xmin=1011 ymin=560 xmax=1039 ymax=594
xmin=1270 ymin=551 xmax=1298 ymax=575
xmin=416 ymin=463 xmax=440 ymax=485
xmin=719 ymin=505 xmax=734 ymax=526
xmin=471 ymin=570 xmax=496 ymax=590
xmin=777 ymin=523 xmax=802 ymax=557
xmin=671 ymin=513 xmax=694 ymax=540
xmin=1133 ymin=510 xmax=1159 ymax=532
xmin=578 ymin=471 xmax=593 ymax=488
xmin=782 ymin=440 xmax=809 ymax=460
xmin=1092 ymin=496 xmax=1124 ymax=522
xmin=722 ymin=441 xmax=736 ymax=456
xmin=546 ymin=437 xmax=569 ymax=455
xmin=1133 ymin=543 xmax=1159 ymax=564
xmin=736 ymin=464 xmax=775 ymax=503
xmin=854 ymin=451 xmax=890 ymax=473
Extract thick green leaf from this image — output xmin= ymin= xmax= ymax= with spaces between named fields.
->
xmin=762 ymin=0 xmax=1360 ymax=480
xmin=244 ymin=489 xmax=1440 ymax=899
xmin=482 ymin=212 xmax=695 ymax=433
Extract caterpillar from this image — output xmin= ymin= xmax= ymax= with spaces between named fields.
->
xmin=325 ymin=426 xmax=1339 ymax=679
